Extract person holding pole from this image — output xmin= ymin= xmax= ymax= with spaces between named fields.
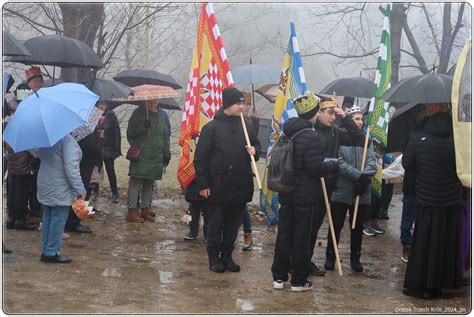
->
xmin=309 ymin=95 xmax=362 ymax=276
xmin=194 ymin=87 xmax=260 ymax=273
xmin=271 ymin=92 xmax=339 ymax=291
xmin=324 ymin=105 xmax=376 ymax=272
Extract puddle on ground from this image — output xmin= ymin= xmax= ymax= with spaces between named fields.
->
xmin=155 ymin=240 xmax=176 ymax=255
xmin=159 ymin=271 xmax=174 ymax=284
xmin=236 ymin=299 xmax=254 ymax=311
xmin=102 ymin=268 xmax=121 ymax=277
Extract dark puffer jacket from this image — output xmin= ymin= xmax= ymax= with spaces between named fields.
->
xmin=5 ymin=145 xmax=34 ymax=176
xmin=194 ymin=108 xmax=261 ymax=205
xmin=99 ymin=111 xmax=121 ymax=159
xmin=402 ymin=112 xmax=463 ymax=207
xmin=314 ymin=115 xmax=362 ymax=192
xmin=278 ymin=117 xmax=339 ymax=206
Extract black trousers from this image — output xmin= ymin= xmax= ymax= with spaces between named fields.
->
xmin=11 ymin=175 xmax=35 ymax=220
xmin=96 ymin=158 xmax=118 ymax=194
xmin=206 ymin=203 xmax=244 ymax=255
xmin=271 ymin=204 xmax=313 ymax=285
xmin=189 ymin=200 xmax=209 ymax=239
xmin=66 ymin=164 xmax=94 ymax=228
xmin=7 ymin=175 xmax=15 ymax=218
xmin=309 ymin=202 xmax=326 ymax=260
xmin=326 ymin=202 xmax=368 ymax=255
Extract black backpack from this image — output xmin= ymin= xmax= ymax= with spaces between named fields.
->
xmin=267 ymin=128 xmax=313 ymax=193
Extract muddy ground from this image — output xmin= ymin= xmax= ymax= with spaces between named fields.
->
xmin=3 ymin=191 xmax=471 ymax=314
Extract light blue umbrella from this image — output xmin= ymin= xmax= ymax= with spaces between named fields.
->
xmin=232 ymin=63 xmax=280 ymax=84
xmin=4 ymin=83 xmax=99 ymax=152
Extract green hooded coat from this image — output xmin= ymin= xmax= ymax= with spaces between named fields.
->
xmin=126 ymin=106 xmax=170 ymax=180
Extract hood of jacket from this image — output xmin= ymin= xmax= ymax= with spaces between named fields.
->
xmin=283 ymin=117 xmax=313 ymax=137
xmin=424 ymin=112 xmax=453 ymax=137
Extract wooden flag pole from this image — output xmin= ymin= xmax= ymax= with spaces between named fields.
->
xmin=351 ymin=126 xmax=371 ymax=229
xmin=240 ymin=113 xmax=262 ymax=190
xmin=320 ymin=177 xmax=343 ymax=276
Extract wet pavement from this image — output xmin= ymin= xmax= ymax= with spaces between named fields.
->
xmin=3 ymin=193 xmax=471 ymax=314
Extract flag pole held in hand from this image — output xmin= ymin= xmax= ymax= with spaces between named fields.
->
xmin=351 ymin=126 xmax=371 ymax=229
xmin=320 ymin=177 xmax=343 ymax=276
xmin=240 ymin=112 xmax=262 ymax=190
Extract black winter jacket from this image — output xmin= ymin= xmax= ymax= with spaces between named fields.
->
xmin=99 ymin=111 xmax=121 ymax=159
xmin=314 ymin=115 xmax=363 ymax=192
xmin=278 ymin=117 xmax=339 ymax=206
xmin=194 ymin=108 xmax=261 ymax=204
xmin=78 ymin=131 xmax=103 ymax=169
xmin=402 ymin=112 xmax=463 ymax=207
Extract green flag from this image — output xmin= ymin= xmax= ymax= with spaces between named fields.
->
xmin=367 ymin=4 xmax=391 ymax=200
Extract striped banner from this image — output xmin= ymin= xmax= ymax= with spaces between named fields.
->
xmin=177 ymin=2 xmax=234 ymax=187
xmin=259 ymin=22 xmax=307 ymax=226
xmin=367 ymin=4 xmax=391 ymax=200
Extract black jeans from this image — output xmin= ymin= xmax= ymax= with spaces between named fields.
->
xmin=381 ymin=182 xmax=394 ymax=211
xmin=326 ymin=202 xmax=368 ymax=255
xmin=66 ymin=164 xmax=94 ymax=228
xmin=271 ymin=204 xmax=313 ymax=286
xmin=309 ymin=202 xmax=326 ymax=261
xmin=206 ymin=203 xmax=244 ymax=255
xmin=12 ymin=175 xmax=35 ymax=220
xmin=99 ymin=158 xmax=118 ymax=194
xmin=7 ymin=174 xmax=15 ymax=219
xmin=188 ymin=200 xmax=209 ymax=239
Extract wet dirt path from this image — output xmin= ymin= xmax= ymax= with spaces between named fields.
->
xmin=3 ymin=193 xmax=471 ymax=314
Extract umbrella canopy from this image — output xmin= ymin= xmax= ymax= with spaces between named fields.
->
xmin=113 ymin=69 xmax=182 ymax=89
xmin=3 ymin=83 xmax=99 ymax=152
xmin=386 ymin=103 xmax=427 ymax=153
xmin=3 ymin=31 xmax=31 ymax=57
xmin=232 ymin=64 xmax=280 ymax=84
xmin=319 ymin=77 xmax=373 ymax=98
xmin=381 ymin=73 xmax=453 ymax=103
xmin=108 ymin=84 xmax=180 ymax=109
xmin=255 ymin=84 xmax=278 ymax=103
xmin=158 ymin=98 xmax=181 ymax=111
xmin=70 ymin=106 xmax=103 ymax=142
xmin=86 ymin=78 xmax=132 ymax=101
xmin=6 ymin=34 xmax=103 ymax=69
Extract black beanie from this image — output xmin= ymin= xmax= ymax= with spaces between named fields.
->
xmin=222 ymin=87 xmax=244 ymax=109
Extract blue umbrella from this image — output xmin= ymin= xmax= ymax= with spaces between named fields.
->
xmin=4 ymin=83 xmax=99 ymax=152
xmin=232 ymin=63 xmax=280 ymax=84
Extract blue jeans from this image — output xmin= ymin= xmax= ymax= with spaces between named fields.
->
xmin=242 ymin=206 xmax=252 ymax=234
xmin=40 ymin=205 xmax=69 ymax=256
xmin=400 ymin=193 xmax=416 ymax=246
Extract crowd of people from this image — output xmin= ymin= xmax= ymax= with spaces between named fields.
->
xmin=2 ymin=69 xmax=469 ymax=300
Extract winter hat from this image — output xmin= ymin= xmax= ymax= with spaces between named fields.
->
xmin=25 ymin=66 xmax=43 ymax=83
xmin=222 ymin=87 xmax=244 ymax=109
xmin=294 ymin=91 xmax=320 ymax=120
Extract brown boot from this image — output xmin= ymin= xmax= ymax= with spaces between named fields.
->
xmin=126 ymin=208 xmax=144 ymax=223
xmin=140 ymin=208 xmax=155 ymax=222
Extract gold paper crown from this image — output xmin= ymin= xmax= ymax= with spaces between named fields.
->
xmin=318 ymin=99 xmax=337 ymax=109
xmin=25 ymin=66 xmax=42 ymax=81
xmin=294 ymin=91 xmax=320 ymax=115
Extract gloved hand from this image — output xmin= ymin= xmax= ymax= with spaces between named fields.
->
xmin=144 ymin=120 xmax=151 ymax=129
xmin=358 ymin=173 xmax=371 ymax=187
xmin=354 ymin=182 xmax=369 ymax=195
xmin=163 ymin=157 xmax=170 ymax=167
xmin=325 ymin=160 xmax=339 ymax=174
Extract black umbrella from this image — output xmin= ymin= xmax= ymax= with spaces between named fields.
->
xmin=320 ymin=77 xmax=373 ymax=98
xmin=113 ymin=69 xmax=182 ymax=90
xmin=381 ymin=73 xmax=453 ymax=104
xmin=86 ymin=78 xmax=132 ymax=101
xmin=6 ymin=34 xmax=103 ymax=69
xmin=386 ymin=103 xmax=427 ymax=153
xmin=3 ymin=31 xmax=31 ymax=57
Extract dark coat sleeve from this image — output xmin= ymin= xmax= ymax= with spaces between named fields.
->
xmin=338 ymin=115 xmax=363 ymax=146
xmin=111 ymin=113 xmax=122 ymax=156
xmin=402 ymin=134 xmax=416 ymax=171
xmin=304 ymin=133 xmax=338 ymax=178
xmin=248 ymin=118 xmax=261 ymax=161
xmin=194 ymin=123 xmax=214 ymax=191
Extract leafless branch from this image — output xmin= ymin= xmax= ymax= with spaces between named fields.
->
xmin=421 ymin=3 xmax=440 ymax=55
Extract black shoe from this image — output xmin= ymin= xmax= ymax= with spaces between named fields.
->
xmin=209 ymin=257 xmax=225 ymax=273
xmin=67 ymin=224 xmax=92 ymax=233
xmin=6 ymin=218 xmax=15 ymax=229
xmin=90 ymin=192 xmax=98 ymax=202
xmin=371 ymin=220 xmax=385 ymax=234
xmin=221 ymin=256 xmax=240 ymax=272
xmin=184 ymin=233 xmax=198 ymax=241
xmin=324 ymin=253 xmax=336 ymax=271
xmin=13 ymin=219 xmax=37 ymax=230
xmin=350 ymin=252 xmax=363 ymax=272
xmin=402 ymin=288 xmax=437 ymax=299
xmin=111 ymin=193 xmax=119 ymax=204
xmin=40 ymin=254 xmax=72 ymax=263
xmin=3 ymin=243 xmax=12 ymax=254
xmin=309 ymin=262 xmax=326 ymax=276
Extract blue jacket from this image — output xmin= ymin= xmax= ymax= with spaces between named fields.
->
xmin=37 ymin=135 xmax=86 ymax=206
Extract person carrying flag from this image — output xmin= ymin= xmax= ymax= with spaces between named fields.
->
xmin=194 ymin=87 xmax=261 ymax=273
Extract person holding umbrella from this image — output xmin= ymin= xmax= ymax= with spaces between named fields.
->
xmin=126 ymin=98 xmax=171 ymax=223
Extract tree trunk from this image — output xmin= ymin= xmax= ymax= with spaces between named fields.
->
xmin=390 ymin=4 xmax=404 ymax=83
xmin=58 ymin=3 xmax=105 ymax=83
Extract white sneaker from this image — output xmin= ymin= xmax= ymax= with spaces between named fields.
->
xmin=291 ymin=281 xmax=313 ymax=292
xmin=273 ymin=280 xmax=285 ymax=290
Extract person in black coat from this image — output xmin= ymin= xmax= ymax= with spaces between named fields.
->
xmin=194 ymin=87 xmax=260 ymax=273
xmin=309 ymin=96 xmax=362 ymax=276
xmin=183 ymin=179 xmax=208 ymax=241
xmin=402 ymin=104 xmax=463 ymax=299
xmin=272 ymin=92 xmax=339 ymax=291
xmin=92 ymin=102 xmax=122 ymax=203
